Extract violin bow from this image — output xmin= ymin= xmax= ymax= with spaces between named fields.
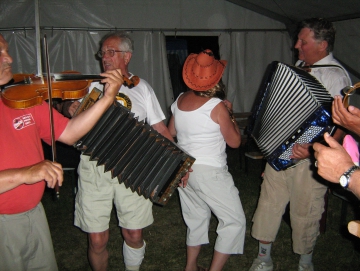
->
xmin=43 ymin=34 xmax=59 ymax=199
xmin=52 ymin=73 xmax=140 ymax=89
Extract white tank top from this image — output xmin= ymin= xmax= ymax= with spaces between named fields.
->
xmin=171 ymin=94 xmax=227 ymax=167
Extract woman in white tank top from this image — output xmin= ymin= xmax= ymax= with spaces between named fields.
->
xmin=168 ymin=50 xmax=246 ymax=271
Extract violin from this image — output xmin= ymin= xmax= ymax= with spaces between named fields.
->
xmin=1 ymin=72 xmax=140 ymax=109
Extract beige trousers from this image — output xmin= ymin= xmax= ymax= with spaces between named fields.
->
xmin=251 ymin=160 xmax=327 ymax=254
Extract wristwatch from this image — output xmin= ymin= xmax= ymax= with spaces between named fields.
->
xmin=339 ymin=165 xmax=360 ymax=188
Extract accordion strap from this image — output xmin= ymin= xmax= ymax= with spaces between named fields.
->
xmin=299 ymin=64 xmax=345 ymax=72
xmin=301 ymin=64 xmax=343 ymax=69
xmin=72 ymin=87 xmax=102 ymax=117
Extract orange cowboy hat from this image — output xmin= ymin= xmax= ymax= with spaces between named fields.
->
xmin=182 ymin=49 xmax=227 ymax=91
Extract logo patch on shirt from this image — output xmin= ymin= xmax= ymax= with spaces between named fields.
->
xmin=116 ymin=93 xmax=132 ymax=110
xmin=13 ymin=114 xmax=35 ymax=130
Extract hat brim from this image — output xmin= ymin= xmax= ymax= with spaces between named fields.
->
xmin=182 ymin=54 xmax=227 ymax=91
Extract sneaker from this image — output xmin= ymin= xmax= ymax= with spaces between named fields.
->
xmin=298 ymin=262 xmax=314 ymax=271
xmin=249 ymin=258 xmax=274 ymax=271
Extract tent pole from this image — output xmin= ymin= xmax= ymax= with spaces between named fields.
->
xmin=35 ymin=0 xmax=42 ymax=76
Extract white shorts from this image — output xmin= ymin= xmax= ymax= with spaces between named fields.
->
xmin=178 ymin=164 xmax=246 ymax=254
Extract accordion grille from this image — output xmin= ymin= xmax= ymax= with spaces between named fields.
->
xmin=252 ymin=62 xmax=332 ymax=156
xmin=74 ymin=102 xmax=195 ymax=205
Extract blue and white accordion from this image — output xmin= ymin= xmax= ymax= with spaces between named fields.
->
xmin=250 ymin=61 xmax=335 ymax=171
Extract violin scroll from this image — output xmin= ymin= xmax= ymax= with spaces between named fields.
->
xmin=123 ymin=76 xmax=140 ymax=89
xmin=342 ymin=82 xmax=360 ymax=108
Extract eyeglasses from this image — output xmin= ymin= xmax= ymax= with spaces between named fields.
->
xmin=97 ymin=49 xmax=127 ymax=58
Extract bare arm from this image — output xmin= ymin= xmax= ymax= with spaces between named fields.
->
xmin=58 ymin=69 xmax=123 ymax=145
xmin=0 ymin=160 xmax=63 ymax=194
xmin=0 ymin=70 xmax=123 ymax=194
xmin=152 ymin=121 xmax=174 ymax=142
xmin=212 ymin=100 xmax=241 ymax=148
xmin=167 ymin=115 xmax=176 ymax=138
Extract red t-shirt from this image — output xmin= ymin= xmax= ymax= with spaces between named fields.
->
xmin=0 ymin=100 xmax=69 ymax=214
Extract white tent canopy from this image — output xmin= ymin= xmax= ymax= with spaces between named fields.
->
xmin=1 ymin=0 xmax=359 ymax=118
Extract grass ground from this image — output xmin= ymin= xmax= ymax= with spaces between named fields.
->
xmin=42 ymin=147 xmax=360 ymax=271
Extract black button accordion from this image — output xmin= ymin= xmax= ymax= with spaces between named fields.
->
xmin=74 ymin=102 xmax=195 ymax=205
xmin=249 ymin=61 xmax=335 ymax=171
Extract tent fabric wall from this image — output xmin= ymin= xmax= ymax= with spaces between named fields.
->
xmin=2 ymin=30 xmax=174 ymax=119
xmin=333 ymin=18 xmax=360 ymax=83
xmin=0 ymin=0 xmax=35 ymax=28
xmin=220 ymin=31 xmax=293 ymax=113
xmin=37 ymin=0 xmax=286 ymax=30
xmin=1 ymin=0 xmax=291 ymax=120
xmin=2 ymin=0 xmax=359 ymax=120
xmin=2 ymin=31 xmax=37 ymax=72
xmin=131 ymin=32 xmax=174 ymax=118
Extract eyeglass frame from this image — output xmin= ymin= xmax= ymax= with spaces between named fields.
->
xmin=97 ymin=49 xmax=127 ymax=58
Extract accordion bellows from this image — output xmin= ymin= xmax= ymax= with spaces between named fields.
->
xmin=75 ymin=102 xmax=195 ymax=205
xmin=251 ymin=61 xmax=334 ymax=171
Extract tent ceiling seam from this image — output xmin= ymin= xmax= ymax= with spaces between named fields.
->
xmin=0 ymin=27 xmax=287 ymax=33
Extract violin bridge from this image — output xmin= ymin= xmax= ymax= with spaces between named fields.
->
xmin=24 ymin=77 xmax=32 ymax=84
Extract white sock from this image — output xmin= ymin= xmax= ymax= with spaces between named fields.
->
xmin=257 ymin=242 xmax=272 ymax=263
xmin=299 ymin=251 xmax=313 ymax=266
xmin=123 ymin=240 xmax=146 ymax=271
